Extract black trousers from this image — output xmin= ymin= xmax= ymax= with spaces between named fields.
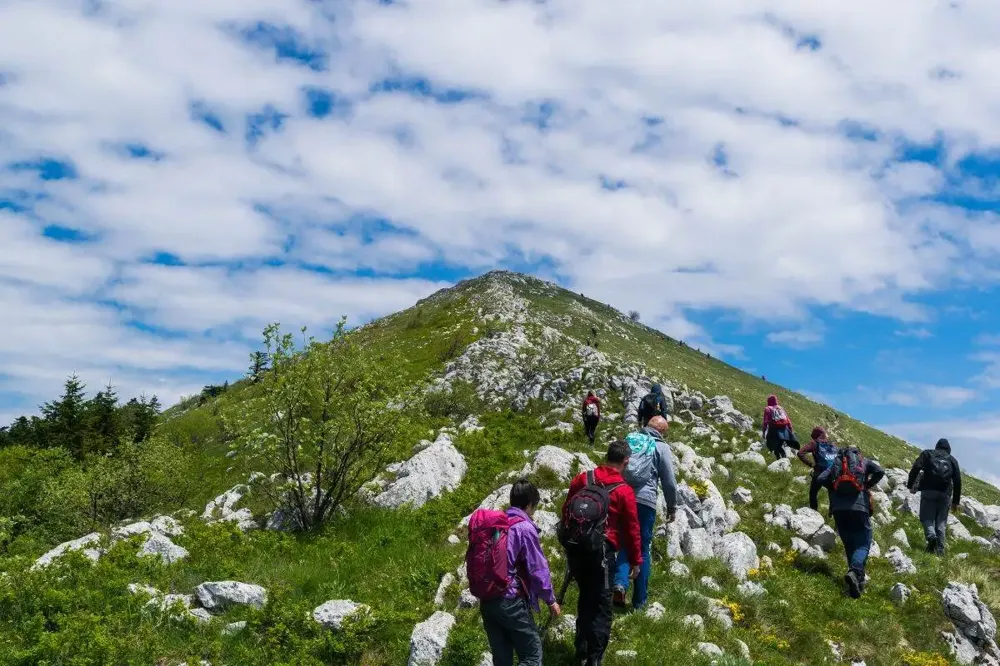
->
xmin=584 ymin=416 xmax=600 ymax=443
xmin=569 ymin=547 xmax=617 ymax=664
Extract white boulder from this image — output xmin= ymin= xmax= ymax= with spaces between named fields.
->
xmin=313 ymin=600 xmax=370 ymax=631
xmin=195 ymin=581 xmax=268 ymax=612
xmin=375 ymin=434 xmax=467 ymax=509
xmin=408 ymin=611 xmax=455 ymax=666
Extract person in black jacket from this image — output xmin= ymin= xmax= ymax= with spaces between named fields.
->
xmin=907 ymin=438 xmax=963 ymax=555
xmin=637 ymin=384 xmax=669 ymax=427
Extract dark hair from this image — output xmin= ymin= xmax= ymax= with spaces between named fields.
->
xmin=510 ymin=479 xmax=541 ymax=510
xmin=606 ymin=440 xmax=630 ymax=464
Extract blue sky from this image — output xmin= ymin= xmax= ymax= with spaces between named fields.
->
xmin=1 ymin=0 xmax=1000 ymax=482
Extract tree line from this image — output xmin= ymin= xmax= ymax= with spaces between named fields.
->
xmin=0 ymin=375 xmax=161 ymax=459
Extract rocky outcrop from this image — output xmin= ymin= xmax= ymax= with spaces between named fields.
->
xmin=715 ymin=532 xmax=759 ymax=580
xmin=517 ymin=445 xmax=595 ymax=482
xmin=33 ymin=533 xmax=103 ymax=570
xmin=408 ymin=611 xmax=455 ymax=666
xmin=885 ymin=547 xmax=917 ymax=575
xmin=375 ymin=432 xmax=467 ymax=509
xmin=942 ymin=583 xmax=1000 ymax=665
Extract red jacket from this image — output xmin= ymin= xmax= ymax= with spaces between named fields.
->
xmin=563 ymin=465 xmax=642 ymax=567
xmin=582 ymin=395 xmax=601 ymax=418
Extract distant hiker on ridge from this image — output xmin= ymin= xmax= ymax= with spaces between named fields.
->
xmin=467 ymin=479 xmax=561 ymax=666
xmin=637 ymin=384 xmax=669 ymax=427
xmin=907 ymin=438 xmax=963 ymax=555
xmin=816 ymin=445 xmax=884 ymax=599
xmin=583 ymin=391 xmax=602 ymax=445
xmin=614 ymin=415 xmax=676 ymax=611
xmin=763 ymin=394 xmax=799 ymax=459
xmin=797 ymin=427 xmax=838 ymax=513
xmin=559 ymin=440 xmax=642 ymax=666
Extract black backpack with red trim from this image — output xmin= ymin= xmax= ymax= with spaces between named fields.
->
xmin=558 ymin=470 xmax=622 ymax=555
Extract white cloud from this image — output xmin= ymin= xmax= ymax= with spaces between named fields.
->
xmin=860 ymin=382 xmax=980 ymax=409
xmin=884 ymin=413 xmax=1000 ymax=479
xmin=3 ymin=0 xmax=1000 ymax=416
xmin=895 ymin=327 xmax=934 ymax=340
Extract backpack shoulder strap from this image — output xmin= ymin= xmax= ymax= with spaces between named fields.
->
xmin=586 ymin=469 xmax=596 ymax=487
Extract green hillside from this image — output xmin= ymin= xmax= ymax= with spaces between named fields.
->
xmin=1 ymin=270 xmax=998 ymax=666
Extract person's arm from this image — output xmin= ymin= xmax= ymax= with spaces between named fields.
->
xmin=907 ymin=452 xmax=925 ymax=490
xmin=816 ymin=465 xmax=833 ymax=488
xmin=797 ymin=442 xmax=816 ymax=468
xmin=520 ymin=528 xmax=556 ymax=607
xmin=952 ymin=456 xmax=963 ymax=507
xmin=656 ymin=443 xmax=677 ymax=512
xmin=865 ymin=460 xmax=885 ymax=489
xmin=762 ymin=407 xmax=771 ymax=437
xmin=658 ymin=395 xmax=668 ymax=417
xmin=618 ymin=487 xmax=643 ymax=568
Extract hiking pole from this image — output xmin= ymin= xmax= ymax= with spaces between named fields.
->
xmin=545 ymin=561 xmax=573 ymax=631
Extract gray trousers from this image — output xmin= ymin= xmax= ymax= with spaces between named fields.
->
xmin=480 ymin=597 xmax=542 ymax=666
xmin=920 ymin=489 xmax=951 ymax=551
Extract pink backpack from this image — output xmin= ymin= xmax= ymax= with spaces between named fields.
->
xmin=466 ymin=509 xmax=525 ymax=601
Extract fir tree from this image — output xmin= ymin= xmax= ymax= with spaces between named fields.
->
xmin=41 ymin=375 xmax=87 ymax=459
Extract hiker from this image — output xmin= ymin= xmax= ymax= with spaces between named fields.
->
xmin=907 ymin=438 xmax=963 ymax=555
xmin=583 ymin=391 xmax=602 ymax=445
xmin=637 ymin=384 xmax=670 ymax=427
xmin=559 ymin=440 xmax=642 ymax=666
xmin=797 ymin=427 xmax=838 ymax=512
xmin=614 ymin=416 xmax=677 ymax=610
xmin=763 ymin=394 xmax=799 ymax=459
xmin=816 ymin=446 xmax=885 ymax=599
xmin=467 ymin=479 xmax=561 ymax=666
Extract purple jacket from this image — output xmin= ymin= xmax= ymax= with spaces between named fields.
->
xmin=504 ymin=507 xmax=556 ymax=610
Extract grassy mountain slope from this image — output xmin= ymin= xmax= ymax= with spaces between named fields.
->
xmin=2 ymin=270 xmax=998 ymax=666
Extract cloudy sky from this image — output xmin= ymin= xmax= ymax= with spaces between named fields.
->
xmin=1 ymin=0 xmax=999 ymax=479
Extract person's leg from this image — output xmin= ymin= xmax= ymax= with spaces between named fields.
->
xmin=834 ymin=513 xmax=861 ymax=598
xmin=632 ymin=504 xmax=656 ymax=609
xmin=934 ymin=492 xmax=950 ymax=555
xmin=919 ymin=491 xmax=939 ymax=552
xmin=587 ymin=549 xmax=616 ymax=664
xmin=849 ymin=514 xmax=872 ymax=581
xmin=480 ymin=601 xmax=515 ymax=666
xmin=570 ymin=556 xmax=593 ymax=661
xmin=612 ymin=547 xmax=630 ymax=605
xmin=809 ymin=475 xmax=822 ymax=511
xmin=503 ymin=598 xmax=543 ymax=666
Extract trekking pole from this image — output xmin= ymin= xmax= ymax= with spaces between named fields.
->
xmin=545 ymin=561 xmax=573 ymax=631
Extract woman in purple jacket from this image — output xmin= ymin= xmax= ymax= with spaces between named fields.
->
xmin=480 ymin=479 xmax=562 ymax=666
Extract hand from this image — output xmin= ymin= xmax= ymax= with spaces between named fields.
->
xmin=667 ymin=507 xmax=677 ymax=524
xmin=630 ymin=566 xmax=641 ymax=580
xmin=550 ymin=602 xmax=562 ymax=617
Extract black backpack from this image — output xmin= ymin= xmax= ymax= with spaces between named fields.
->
xmin=640 ymin=393 xmax=660 ymax=419
xmin=559 ymin=470 xmax=622 ymax=555
xmin=924 ymin=450 xmax=954 ymax=489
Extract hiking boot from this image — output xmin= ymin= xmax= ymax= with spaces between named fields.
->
xmin=844 ymin=571 xmax=861 ymax=599
xmin=926 ymin=538 xmax=937 ymax=554
xmin=936 ymin=538 xmax=946 ymax=556
xmin=612 ymin=586 xmax=627 ymax=608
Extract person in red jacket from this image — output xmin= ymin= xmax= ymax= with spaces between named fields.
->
xmin=582 ymin=391 xmax=601 ymax=444
xmin=562 ymin=440 xmax=642 ymax=666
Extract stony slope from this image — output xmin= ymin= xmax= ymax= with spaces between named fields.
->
xmin=7 ymin=270 xmax=1000 ymax=666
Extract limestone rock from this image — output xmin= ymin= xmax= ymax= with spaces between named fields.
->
xmin=735 ymin=450 xmax=767 ymax=467
xmin=669 ymin=561 xmax=691 ymax=578
xmin=313 ymin=600 xmax=370 ymax=631
xmin=891 ymin=529 xmax=911 ymax=550
xmin=731 ymin=487 xmax=753 ymax=505
xmin=434 ymin=573 xmax=455 ymax=608
xmin=195 ymin=581 xmax=268 ymax=613
xmin=768 ymin=458 xmax=791 ymax=473
xmin=375 ymin=433 xmax=467 ymax=509
xmin=682 ymin=528 xmax=715 ymax=560
xmin=715 ymin=532 xmax=759 ymax=580
xmin=408 ymin=611 xmax=455 ymax=666
xmin=33 ymin=532 xmax=103 ymax=569
xmin=517 ymin=445 xmax=594 ymax=482
xmin=138 ymin=533 xmax=189 ymax=564
xmin=890 ymin=583 xmax=911 ymax=604
xmin=738 ymin=581 xmax=767 ymax=598
xmin=645 ymin=602 xmax=666 ymax=621
xmin=700 ymin=576 xmax=721 ymax=593
xmin=886 ymin=547 xmax=917 ymax=575
xmin=683 ymin=615 xmax=705 ymax=632
xmin=697 ymin=642 xmax=724 ymax=658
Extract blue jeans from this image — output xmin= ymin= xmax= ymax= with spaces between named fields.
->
xmin=833 ymin=511 xmax=872 ymax=576
xmin=614 ymin=503 xmax=657 ymax=609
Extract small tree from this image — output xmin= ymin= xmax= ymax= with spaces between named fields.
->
xmin=224 ymin=321 xmax=399 ymax=531
xmin=628 ymin=310 xmax=641 ymax=322
xmin=248 ymin=351 xmax=270 ymax=382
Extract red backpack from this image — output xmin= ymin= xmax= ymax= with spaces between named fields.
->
xmin=833 ymin=447 xmax=867 ymax=496
xmin=769 ymin=405 xmax=790 ymax=427
xmin=466 ymin=509 xmax=525 ymax=601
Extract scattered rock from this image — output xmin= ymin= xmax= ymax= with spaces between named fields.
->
xmin=669 ymin=561 xmax=691 ymax=578
xmin=892 ymin=529 xmax=911 ymax=550
xmin=313 ymin=600 xmax=370 ymax=631
xmin=736 ymin=639 xmax=752 ymax=661
xmin=195 ymin=581 xmax=268 ymax=613
xmin=682 ymin=528 xmax=715 ymax=560
xmin=768 ymin=458 xmax=791 ymax=473
xmin=223 ymin=621 xmax=247 ymax=636
xmin=886 ymin=547 xmax=917 ymax=575
xmin=700 ymin=577 xmax=722 ymax=593
xmin=731 ymin=487 xmax=753 ymax=505
xmin=138 ymin=533 xmax=189 ymax=564
xmin=645 ymin=602 xmax=666 ymax=621
xmin=890 ymin=583 xmax=911 ymax=604
xmin=735 ymin=451 xmax=767 ymax=467
xmin=458 ymin=589 xmax=479 ymax=609
xmin=697 ymin=642 xmax=724 ymax=658
xmin=408 ymin=611 xmax=455 ymax=666
xmin=375 ymin=433 xmax=467 ymax=509
xmin=791 ymin=537 xmax=827 ymax=560
xmin=683 ymin=615 xmax=705 ymax=632
xmin=615 ymin=650 xmax=638 ymax=659
xmin=447 ymin=535 xmax=460 ymax=545
xmin=738 ymin=581 xmax=767 ymax=598
xmin=433 ymin=573 xmax=455 ymax=608
xmin=715 ymin=532 xmax=759 ymax=580
xmin=33 ymin=533 xmax=103 ymax=569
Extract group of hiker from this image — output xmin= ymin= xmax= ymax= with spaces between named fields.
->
xmin=467 ymin=389 xmax=965 ymax=666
